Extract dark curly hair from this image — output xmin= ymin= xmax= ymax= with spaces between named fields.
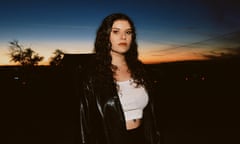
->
xmin=94 ymin=13 xmax=148 ymax=87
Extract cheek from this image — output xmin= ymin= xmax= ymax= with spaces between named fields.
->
xmin=110 ymin=35 xmax=115 ymax=43
xmin=110 ymin=37 xmax=117 ymax=45
xmin=127 ymin=37 xmax=132 ymax=43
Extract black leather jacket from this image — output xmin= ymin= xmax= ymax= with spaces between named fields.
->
xmin=77 ymin=61 xmax=161 ymax=144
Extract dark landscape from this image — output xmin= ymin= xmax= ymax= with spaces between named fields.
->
xmin=1 ymin=54 xmax=239 ymax=144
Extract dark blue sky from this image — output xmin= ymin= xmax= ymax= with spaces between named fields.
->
xmin=1 ymin=0 xmax=240 ymax=65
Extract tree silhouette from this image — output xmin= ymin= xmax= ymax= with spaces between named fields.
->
xmin=9 ymin=40 xmax=44 ymax=66
xmin=49 ymin=49 xmax=64 ymax=66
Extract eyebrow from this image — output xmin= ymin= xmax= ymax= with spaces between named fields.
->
xmin=111 ymin=27 xmax=132 ymax=30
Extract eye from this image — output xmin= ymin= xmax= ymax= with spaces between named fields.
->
xmin=126 ymin=30 xmax=133 ymax=35
xmin=112 ymin=29 xmax=119 ymax=34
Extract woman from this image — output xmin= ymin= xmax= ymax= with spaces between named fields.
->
xmin=78 ymin=13 xmax=161 ymax=144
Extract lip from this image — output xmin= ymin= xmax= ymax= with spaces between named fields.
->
xmin=118 ymin=42 xmax=127 ymax=46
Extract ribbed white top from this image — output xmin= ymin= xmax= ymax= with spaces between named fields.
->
xmin=116 ymin=79 xmax=149 ymax=121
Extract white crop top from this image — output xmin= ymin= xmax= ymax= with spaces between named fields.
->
xmin=116 ymin=79 xmax=149 ymax=121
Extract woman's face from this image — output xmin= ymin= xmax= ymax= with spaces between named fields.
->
xmin=110 ymin=20 xmax=132 ymax=55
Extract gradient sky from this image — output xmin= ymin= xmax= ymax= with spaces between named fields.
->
xmin=0 ymin=0 xmax=240 ymax=65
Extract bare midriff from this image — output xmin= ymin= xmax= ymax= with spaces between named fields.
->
xmin=126 ymin=119 xmax=142 ymax=130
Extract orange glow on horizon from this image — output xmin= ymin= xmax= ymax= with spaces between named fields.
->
xmin=139 ymin=50 xmax=209 ymax=64
xmin=0 ymin=40 xmax=232 ymax=66
xmin=140 ymin=56 xmax=208 ymax=64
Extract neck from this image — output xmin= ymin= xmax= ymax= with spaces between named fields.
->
xmin=111 ymin=50 xmax=127 ymax=67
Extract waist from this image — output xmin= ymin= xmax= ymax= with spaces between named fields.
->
xmin=126 ymin=118 xmax=142 ymax=130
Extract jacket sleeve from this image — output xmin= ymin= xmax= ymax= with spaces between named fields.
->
xmin=74 ymin=64 xmax=93 ymax=144
xmin=79 ymin=76 xmax=94 ymax=144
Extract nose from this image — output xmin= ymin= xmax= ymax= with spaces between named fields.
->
xmin=121 ymin=32 xmax=126 ymax=40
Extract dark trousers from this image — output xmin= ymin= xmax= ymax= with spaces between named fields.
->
xmin=125 ymin=124 xmax=146 ymax=144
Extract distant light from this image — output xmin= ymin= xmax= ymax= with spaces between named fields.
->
xmin=201 ymin=76 xmax=206 ymax=80
xmin=13 ymin=76 xmax=20 ymax=80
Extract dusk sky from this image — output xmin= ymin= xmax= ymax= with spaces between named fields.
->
xmin=0 ymin=0 xmax=240 ymax=65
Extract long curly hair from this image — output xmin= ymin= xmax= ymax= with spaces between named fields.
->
xmin=94 ymin=13 xmax=148 ymax=87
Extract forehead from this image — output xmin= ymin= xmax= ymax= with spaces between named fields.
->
xmin=112 ymin=20 xmax=131 ymax=29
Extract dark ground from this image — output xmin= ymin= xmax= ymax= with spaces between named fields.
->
xmin=1 ymin=58 xmax=239 ymax=144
